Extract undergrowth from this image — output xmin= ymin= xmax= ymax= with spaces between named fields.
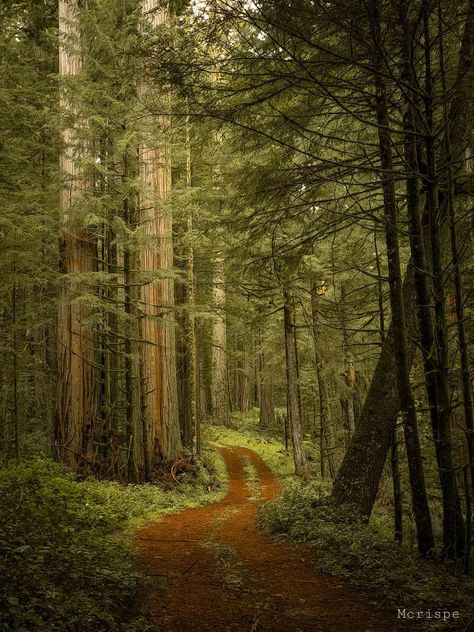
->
xmin=204 ymin=407 xmax=304 ymax=480
xmin=0 ymin=446 xmax=226 ymax=632
xmin=210 ymin=411 xmax=474 ymax=629
xmin=258 ymin=480 xmax=474 ymax=631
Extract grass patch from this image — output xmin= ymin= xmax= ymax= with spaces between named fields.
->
xmin=201 ymin=540 xmax=244 ymax=591
xmin=258 ymin=479 xmax=474 ymax=630
xmin=203 ymin=408 xmax=295 ymax=480
xmin=243 ymin=457 xmax=261 ymax=501
xmin=0 ymin=446 xmax=227 ymax=632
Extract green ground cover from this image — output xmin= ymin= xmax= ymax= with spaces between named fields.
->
xmin=209 ymin=411 xmax=474 ymax=631
xmin=0 ymin=447 xmax=227 ymax=632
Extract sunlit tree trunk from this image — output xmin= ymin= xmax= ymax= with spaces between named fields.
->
xmin=183 ymin=112 xmax=198 ymax=457
xmin=56 ymin=0 xmax=98 ymax=468
xmin=138 ymin=1 xmax=181 ymax=471
xmin=211 ymin=258 xmax=229 ymax=424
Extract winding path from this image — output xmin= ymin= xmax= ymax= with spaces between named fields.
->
xmin=135 ymin=446 xmax=412 ymax=631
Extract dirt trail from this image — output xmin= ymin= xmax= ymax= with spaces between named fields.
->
xmin=135 ymin=446 xmax=414 ymax=631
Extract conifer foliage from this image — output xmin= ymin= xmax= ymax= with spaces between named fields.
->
xmin=1 ymin=0 xmax=474 ymax=574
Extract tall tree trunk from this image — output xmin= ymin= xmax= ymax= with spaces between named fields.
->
xmin=394 ymin=0 xmax=466 ymax=560
xmin=185 ymin=222 xmax=198 ymax=458
xmin=11 ymin=274 xmax=19 ymax=463
xmin=331 ymin=0 xmax=474 ymax=521
xmin=374 ymin=229 xmax=403 ymax=544
xmin=139 ymin=1 xmax=181 ymax=471
xmin=122 ymin=148 xmax=145 ymax=482
xmin=184 ymin=113 xmax=198 ymax=457
xmin=259 ymin=350 xmax=275 ymax=428
xmin=422 ymin=5 xmax=465 ymax=559
xmin=56 ymin=0 xmax=98 ymax=469
xmin=310 ymin=281 xmax=335 ymax=479
xmin=338 ymin=283 xmax=354 ymax=440
xmin=365 ymin=0 xmax=434 ymax=556
xmin=97 ymin=138 xmax=120 ymax=477
xmin=283 ymin=281 xmax=306 ymax=476
xmin=440 ymin=0 xmax=474 ymax=562
xmin=176 ymin=268 xmax=191 ymax=444
xmin=211 ymin=258 xmax=229 ymax=424
xmin=234 ymin=334 xmax=251 ymax=412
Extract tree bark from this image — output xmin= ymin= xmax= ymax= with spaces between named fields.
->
xmin=211 ymin=258 xmax=229 ymax=424
xmin=56 ymin=0 xmax=98 ymax=469
xmin=392 ymin=0 xmax=466 ymax=559
xmin=371 ymin=0 xmax=433 ymax=555
xmin=259 ymin=350 xmax=275 ymax=428
xmin=310 ymin=281 xmax=335 ymax=479
xmin=338 ymin=0 xmax=434 ymax=556
xmin=139 ymin=1 xmax=181 ymax=470
xmin=422 ymin=5 xmax=465 ymax=559
xmin=283 ymin=281 xmax=307 ymax=476
xmin=184 ymin=113 xmax=198 ymax=457
xmin=374 ymin=227 xmax=403 ymax=544
xmin=234 ymin=334 xmax=251 ymax=412
xmin=331 ymin=0 xmax=474 ymax=522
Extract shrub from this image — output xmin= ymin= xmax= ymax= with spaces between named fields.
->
xmin=258 ymin=480 xmax=474 ymax=630
xmin=0 ymin=450 xmax=226 ymax=632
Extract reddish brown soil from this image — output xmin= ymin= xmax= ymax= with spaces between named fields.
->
xmin=135 ymin=446 xmax=415 ymax=631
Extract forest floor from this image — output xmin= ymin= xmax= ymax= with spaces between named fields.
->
xmin=135 ymin=446 xmax=418 ymax=631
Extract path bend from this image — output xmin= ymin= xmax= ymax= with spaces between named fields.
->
xmin=135 ymin=446 xmax=412 ymax=631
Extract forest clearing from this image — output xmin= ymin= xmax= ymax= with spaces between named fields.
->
xmin=1 ymin=0 xmax=474 ymax=630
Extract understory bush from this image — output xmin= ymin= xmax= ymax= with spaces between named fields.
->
xmin=0 ymin=448 xmax=226 ymax=632
xmin=258 ymin=480 xmax=474 ymax=630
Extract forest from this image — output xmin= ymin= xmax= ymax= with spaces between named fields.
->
xmin=1 ymin=0 xmax=474 ymax=630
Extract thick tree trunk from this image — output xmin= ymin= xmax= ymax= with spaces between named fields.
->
xmin=346 ymin=0 xmax=434 ymax=556
xmin=211 ymin=259 xmax=229 ymax=424
xmin=331 ymin=269 xmax=417 ymax=512
xmin=56 ymin=0 xmax=98 ymax=469
xmin=139 ymin=1 xmax=181 ymax=470
xmin=394 ymin=0 xmax=465 ymax=559
xmin=332 ymin=0 xmax=474 ymax=522
xmin=184 ymin=115 xmax=198 ymax=457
